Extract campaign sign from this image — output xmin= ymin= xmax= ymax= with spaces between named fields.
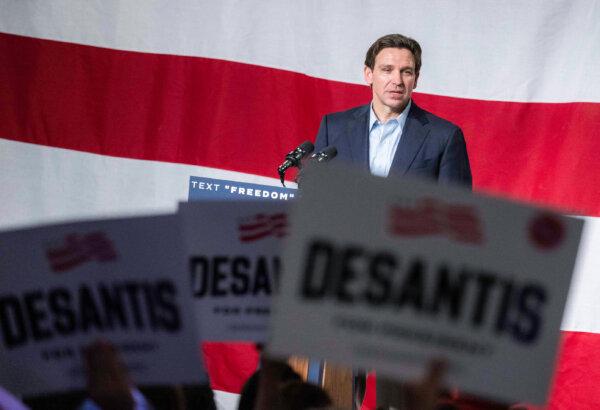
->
xmin=188 ymin=176 xmax=296 ymax=202
xmin=0 ymin=215 xmax=206 ymax=396
xmin=179 ymin=201 xmax=287 ymax=342
xmin=268 ymin=165 xmax=583 ymax=404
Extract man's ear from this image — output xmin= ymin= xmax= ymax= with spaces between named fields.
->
xmin=414 ymin=72 xmax=419 ymax=89
xmin=364 ymin=66 xmax=373 ymax=86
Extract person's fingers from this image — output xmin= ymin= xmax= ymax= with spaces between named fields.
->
xmin=422 ymin=359 xmax=446 ymax=388
xmin=84 ymin=339 xmax=135 ymax=410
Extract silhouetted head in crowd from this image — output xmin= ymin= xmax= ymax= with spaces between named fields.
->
xmin=275 ymin=380 xmax=332 ymax=410
xmin=238 ymin=362 xmax=301 ymax=410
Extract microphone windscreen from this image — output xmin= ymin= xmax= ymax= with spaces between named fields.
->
xmin=321 ymin=145 xmax=337 ymax=159
xmin=298 ymin=141 xmax=315 ymax=155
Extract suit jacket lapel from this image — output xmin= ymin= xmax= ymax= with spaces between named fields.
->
xmin=348 ymin=104 xmax=370 ymax=169
xmin=390 ymin=102 xmax=430 ymax=175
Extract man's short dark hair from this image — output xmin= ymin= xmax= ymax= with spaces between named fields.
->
xmin=364 ymin=33 xmax=422 ymax=73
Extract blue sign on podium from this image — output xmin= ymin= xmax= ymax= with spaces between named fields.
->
xmin=188 ymin=176 xmax=296 ymax=202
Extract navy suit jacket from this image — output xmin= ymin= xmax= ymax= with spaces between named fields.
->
xmin=314 ymin=102 xmax=472 ymax=189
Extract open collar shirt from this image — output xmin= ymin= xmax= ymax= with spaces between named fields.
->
xmin=368 ymin=99 xmax=411 ymax=177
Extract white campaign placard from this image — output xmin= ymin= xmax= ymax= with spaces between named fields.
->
xmin=179 ymin=201 xmax=287 ymax=342
xmin=268 ymin=165 xmax=583 ymax=404
xmin=0 ymin=215 xmax=206 ymax=396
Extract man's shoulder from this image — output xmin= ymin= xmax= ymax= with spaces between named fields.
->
xmin=411 ymin=103 xmax=460 ymax=133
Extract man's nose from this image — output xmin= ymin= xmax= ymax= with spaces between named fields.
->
xmin=391 ymin=70 xmax=403 ymax=85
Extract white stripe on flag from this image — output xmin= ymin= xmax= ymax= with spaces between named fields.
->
xmin=0 ymin=139 xmax=286 ymax=230
xmin=213 ymin=390 xmax=240 ymax=410
xmin=561 ymin=216 xmax=600 ymax=333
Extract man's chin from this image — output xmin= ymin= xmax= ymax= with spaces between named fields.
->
xmin=384 ymin=100 xmax=409 ymax=111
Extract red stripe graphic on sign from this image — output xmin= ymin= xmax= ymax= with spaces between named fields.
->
xmin=1 ymin=33 xmax=600 ymax=215
xmin=548 ymin=331 xmax=600 ymax=409
xmin=389 ymin=198 xmax=484 ymax=244
xmin=238 ymin=213 xmax=287 ymax=242
xmin=46 ymin=231 xmax=118 ymax=272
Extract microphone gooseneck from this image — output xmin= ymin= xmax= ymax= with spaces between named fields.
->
xmin=277 ymin=141 xmax=315 ymax=186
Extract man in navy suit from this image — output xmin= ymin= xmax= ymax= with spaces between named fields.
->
xmin=314 ymin=33 xmax=472 ymax=189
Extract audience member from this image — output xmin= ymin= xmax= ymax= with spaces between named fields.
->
xmin=239 ymin=358 xmax=301 ymax=410
xmin=81 ymin=339 xmax=137 ymax=410
xmin=276 ymin=380 xmax=332 ymax=410
xmin=375 ymin=359 xmax=446 ymax=410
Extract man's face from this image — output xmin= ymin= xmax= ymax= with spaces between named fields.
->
xmin=364 ymin=47 xmax=418 ymax=116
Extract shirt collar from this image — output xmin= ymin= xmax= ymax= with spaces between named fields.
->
xmin=369 ymin=99 xmax=412 ymax=130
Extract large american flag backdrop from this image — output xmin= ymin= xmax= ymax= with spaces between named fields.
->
xmin=2 ymin=1 xmax=599 ymax=409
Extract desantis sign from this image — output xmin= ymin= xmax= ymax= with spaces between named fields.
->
xmin=0 ymin=215 xmax=205 ymax=396
xmin=267 ymin=165 xmax=583 ymax=404
xmin=179 ymin=201 xmax=287 ymax=343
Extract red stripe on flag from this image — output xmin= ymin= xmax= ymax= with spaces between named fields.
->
xmin=415 ymin=94 xmax=600 ymax=216
xmin=201 ymin=342 xmax=260 ymax=393
xmin=1 ymin=31 xmax=600 ymax=217
xmin=547 ymin=330 xmax=600 ymax=409
xmin=0 ymin=32 xmax=369 ymax=180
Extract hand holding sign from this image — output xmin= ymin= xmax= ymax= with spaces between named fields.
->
xmin=84 ymin=339 xmax=134 ymax=410
xmin=376 ymin=359 xmax=446 ymax=410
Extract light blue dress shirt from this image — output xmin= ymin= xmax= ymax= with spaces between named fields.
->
xmin=368 ymin=100 xmax=411 ymax=177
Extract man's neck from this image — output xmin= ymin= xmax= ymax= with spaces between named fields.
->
xmin=372 ymin=100 xmax=410 ymax=123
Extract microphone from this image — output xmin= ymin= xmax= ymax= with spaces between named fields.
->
xmin=295 ymin=146 xmax=338 ymax=189
xmin=310 ymin=146 xmax=338 ymax=163
xmin=278 ymin=141 xmax=314 ymax=186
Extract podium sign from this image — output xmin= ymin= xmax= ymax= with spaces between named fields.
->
xmin=268 ymin=165 xmax=583 ymax=404
xmin=0 ymin=215 xmax=205 ymax=396
xmin=188 ymin=176 xmax=296 ymax=202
